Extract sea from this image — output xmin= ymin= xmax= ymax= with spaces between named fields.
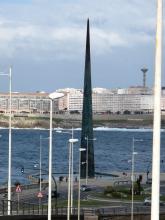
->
xmin=0 ymin=127 xmax=165 ymax=185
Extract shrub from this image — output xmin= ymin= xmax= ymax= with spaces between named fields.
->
xmin=115 ymin=186 xmax=130 ymax=194
xmin=104 ymin=186 xmax=115 ymax=195
xmin=111 ymin=191 xmax=122 ymax=198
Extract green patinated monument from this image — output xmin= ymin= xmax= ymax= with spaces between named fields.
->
xmin=80 ymin=19 xmax=95 ymax=178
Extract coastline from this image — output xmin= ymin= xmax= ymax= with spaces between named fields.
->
xmin=0 ymin=113 xmax=164 ymax=129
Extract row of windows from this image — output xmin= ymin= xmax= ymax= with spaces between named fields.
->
xmin=1 ymin=94 xmax=165 ymax=113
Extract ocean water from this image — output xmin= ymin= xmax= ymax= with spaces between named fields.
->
xmin=0 ymin=127 xmax=165 ymax=185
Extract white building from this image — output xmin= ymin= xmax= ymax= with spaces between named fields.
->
xmin=0 ymin=92 xmax=61 ymax=115
xmin=57 ymin=87 xmax=165 ymax=114
xmin=1 ymin=87 xmax=165 ymax=115
xmin=57 ymin=88 xmax=83 ymax=112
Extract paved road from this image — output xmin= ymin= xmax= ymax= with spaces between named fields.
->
xmin=1 ymin=176 xmax=165 ymax=212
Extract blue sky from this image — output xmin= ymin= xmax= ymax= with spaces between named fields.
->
xmin=0 ymin=0 xmax=32 ymax=4
xmin=0 ymin=0 xmax=163 ymax=92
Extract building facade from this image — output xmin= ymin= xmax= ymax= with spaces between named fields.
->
xmin=0 ymin=92 xmax=59 ymax=115
xmin=58 ymin=87 xmax=165 ymax=114
xmin=1 ymin=87 xmax=165 ymax=115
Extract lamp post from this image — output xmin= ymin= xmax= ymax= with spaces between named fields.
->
xmin=78 ymin=148 xmax=86 ymax=220
xmin=70 ymin=128 xmax=74 ymax=214
xmin=38 ymin=136 xmax=50 ymax=192
xmin=67 ymin=138 xmax=78 ymax=220
xmin=131 ymin=138 xmax=138 ymax=220
xmin=131 ymin=137 xmax=143 ymax=220
xmin=84 ymin=136 xmax=96 ymax=185
xmin=33 ymin=164 xmax=58 ymax=208
xmin=39 ymin=136 xmax=42 ymax=192
xmin=48 ymin=92 xmax=64 ymax=220
xmin=56 ymin=128 xmax=76 ymax=214
xmin=0 ymin=66 xmax=12 ymax=215
xmin=39 ymin=135 xmax=42 ymax=213
xmin=38 ymin=135 xmax=49 ymax=213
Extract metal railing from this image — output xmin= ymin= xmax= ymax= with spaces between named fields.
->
xmin=0 ymin=200 xmax=79 ymax=216
xmin=0 ymin=200 xmax=165 ymax=217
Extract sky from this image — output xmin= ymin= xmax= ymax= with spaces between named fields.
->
xmin=0 ymin=0 xmax=164 ymax=92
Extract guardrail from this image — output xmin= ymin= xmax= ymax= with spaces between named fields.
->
xmin=0 ymin=200 xmax=84 ymax=216
xmin=97 ymin=206 xmax=151 ymax=215
xmin=0 ymin=200 xmax=165 ymax=217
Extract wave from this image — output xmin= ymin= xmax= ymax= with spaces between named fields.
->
xmin=0 ymin=126 xmax=165 ymax=133
xmin=53 ymin=127 xmax=165 ymax=132
xmin=94 ymin=127 xmax=165 ymax=132
xmin=63 ymin=127 xmax=155 ymax=132
xmin=93 ymin=127 xmax=165 ymax=132
xmin=0 ymin=127 xmax=66 ymax=131
xmin=0 ymin=127 xmax=49 ymax=130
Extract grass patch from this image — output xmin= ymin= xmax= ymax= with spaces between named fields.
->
xmin=52 ymin=199 xmax=110 ymax=208
xmin=104 ymin=185 xmax=148 ymax=201
xmin=160 ymin=196 xmax=165 ymax=201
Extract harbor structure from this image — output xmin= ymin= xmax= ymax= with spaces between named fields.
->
xmin=141 ymin=67 xmax=148 ymax=88
xmin=80 ymin=19 xmax=95 ymax=178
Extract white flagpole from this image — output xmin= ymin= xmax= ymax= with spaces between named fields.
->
xmin=151 ymin=0 xmax=163 ymax=220
xmin=8 ymin=66 xmax=12 ymax=215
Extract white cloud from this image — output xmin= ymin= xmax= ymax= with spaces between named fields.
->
xmin=0 ymin=0 xmax=158 ymax=61
xmin=0 ymin=0 xmax=163 ymax=92
xmin=0 ymin=24 xmax=155 ymax=60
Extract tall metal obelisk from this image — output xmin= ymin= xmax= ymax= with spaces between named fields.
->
xmin=80 ymin=19 xmax=94 ymax=178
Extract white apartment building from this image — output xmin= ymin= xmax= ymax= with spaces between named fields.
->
xmin=57 ymin=87 xmax=165 ymax=114
xmin=117 ymin=86 xmax=152 ymax=95
xmin=1 ymin=87 xmax=165 ymax=115
xmin=0 ymin=92 xmax=60 ymax=114
xmin=57 ymin=88 xmax=83 ymax=112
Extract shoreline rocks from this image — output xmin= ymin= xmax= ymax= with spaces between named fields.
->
xmin=0 ymin=114 xmax=157 ymax=129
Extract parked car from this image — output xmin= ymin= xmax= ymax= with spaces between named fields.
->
xmin=146 ymin=178 xmax=152 ymax=185
xmin=80 ymin=185 xmax=91 ymax=192
xmin=144 ymin=197 xmax=164 ymax=206
xmin=143 ymin=197 xmax=151 ymax=206
xmin=47 ymin=190 xmax=60 ymax=198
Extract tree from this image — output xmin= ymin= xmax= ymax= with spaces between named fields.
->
xmin=136 ymin=175 xmax=143 ymax=195
xmin=123 ymin=110 xmax=131 ymax=115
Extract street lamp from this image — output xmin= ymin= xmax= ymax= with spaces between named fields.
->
xmin=33 ymin=164 xmax=58 ymax=208
xmin=85 ymin=136 xmax=96 ymax=185
xmin=78 ymin=148 xmax=86 ymax=220
xmin=38 ymin=136 xmax=50 ymax=192
xmin=131 ymin=137 xmax=142 ymax=220
xmin=38 ymin=135 xmax=49 ymax=213
xmin=70 ymin=128 xmax=74 ymax=214
xmin=131 ymin=152 xmax=138 ymax=220
xmin=56 ymin=128 xmax=76 ymax=214
xmin=48 ymin=92 xmax=64 ymax=220
xmin=67 ymin=138 xmax=78 ymax=220
xmin=0 ymin=66 xmax=12 ymax=215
